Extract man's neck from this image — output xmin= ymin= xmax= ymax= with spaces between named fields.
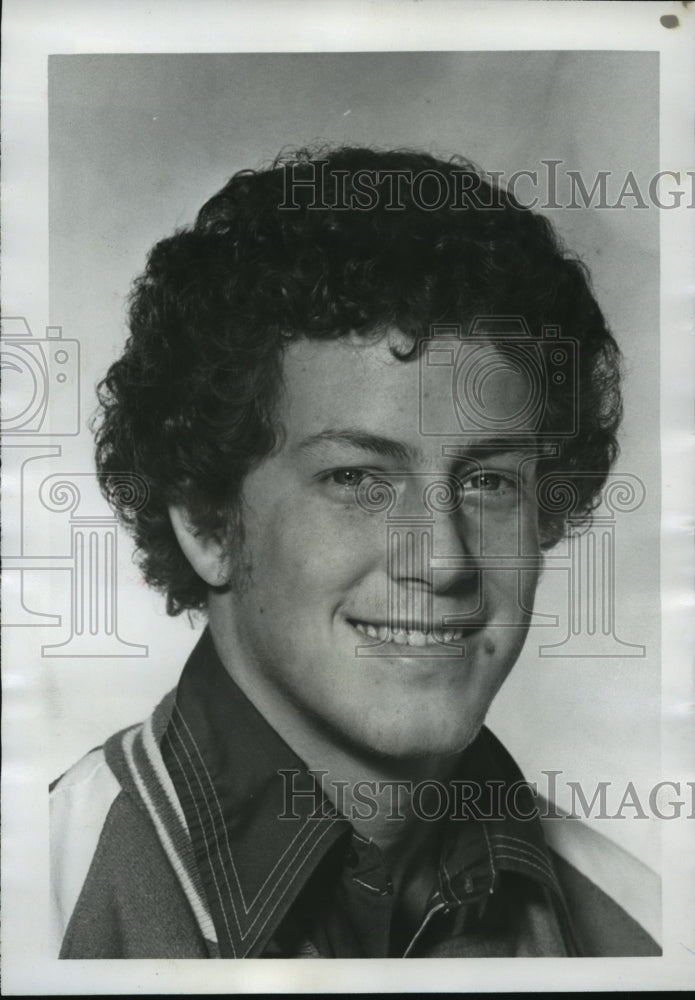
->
xmin=275 ymin=711 xmax=459 ymax=927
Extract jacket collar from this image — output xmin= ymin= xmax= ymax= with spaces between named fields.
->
xmin=160 ymin=628 xmax=350 ymax=957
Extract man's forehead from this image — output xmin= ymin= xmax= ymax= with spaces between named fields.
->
xmin=279 ymin=334 xmax=541 ymax=449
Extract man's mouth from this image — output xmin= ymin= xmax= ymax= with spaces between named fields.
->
xmin=347 ymin=619 xmax=475 ymax=648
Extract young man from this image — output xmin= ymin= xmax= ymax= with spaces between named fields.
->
xmin=49 ymin=147 xmax=657 ymax=958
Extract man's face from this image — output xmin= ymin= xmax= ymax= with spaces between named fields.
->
xmin=211 ymin=332 xmax=542 ymax=760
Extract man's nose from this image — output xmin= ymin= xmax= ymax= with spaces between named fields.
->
xmin=429 ymin=501 xmax=479 ymax=594
xmin=383 ymin=479 xmax=479 ymax=594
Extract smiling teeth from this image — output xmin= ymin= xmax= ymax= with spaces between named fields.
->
xmin=352 ymin=622 xmax=465 ymax=646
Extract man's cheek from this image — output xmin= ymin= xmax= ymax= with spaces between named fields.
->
xmin=290 ymin=513 xmax=379 ymax=576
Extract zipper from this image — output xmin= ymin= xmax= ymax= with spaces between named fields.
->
xmin=402 ymin=900 xmax=449 ymax=958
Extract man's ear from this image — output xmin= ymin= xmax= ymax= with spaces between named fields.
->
xmin=168 ymin=506 xmax=230 ymax=587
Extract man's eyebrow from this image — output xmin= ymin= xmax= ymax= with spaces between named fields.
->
xmin=296 ymin=430 xmax=540 ymax=464
xmin=442 ymin=438 xmax=541 ymax=459
xmin=296 ymin=429 xmax=420 ymax=464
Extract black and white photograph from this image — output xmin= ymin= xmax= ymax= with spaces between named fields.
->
xmin=2 ymin=0 xmax=693 ymax=993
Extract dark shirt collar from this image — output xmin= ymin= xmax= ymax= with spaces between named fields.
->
xmin=161 ymin=628 xmax=567 ymax=958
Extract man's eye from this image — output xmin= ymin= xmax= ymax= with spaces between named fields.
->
xmin=329 ymin=469 xmax=370 ymax=488
xmin=321 ymin=469 xmax=394 ymax=505
xmin=463 ymin=472 xmax=515 ymax=494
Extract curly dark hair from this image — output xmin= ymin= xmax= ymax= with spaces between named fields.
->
xmin=94 ymin=145 xmax=622 ymax=615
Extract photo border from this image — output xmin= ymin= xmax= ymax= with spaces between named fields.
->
xmin=2 ymin=0 xmax=693 ymax=993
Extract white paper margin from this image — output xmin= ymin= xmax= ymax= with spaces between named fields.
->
xmin=2 ymin=0 xmax=693 ymax=993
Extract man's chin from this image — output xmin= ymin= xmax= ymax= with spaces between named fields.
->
xmin=344 ymin=717 xmax=486 ymax=764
